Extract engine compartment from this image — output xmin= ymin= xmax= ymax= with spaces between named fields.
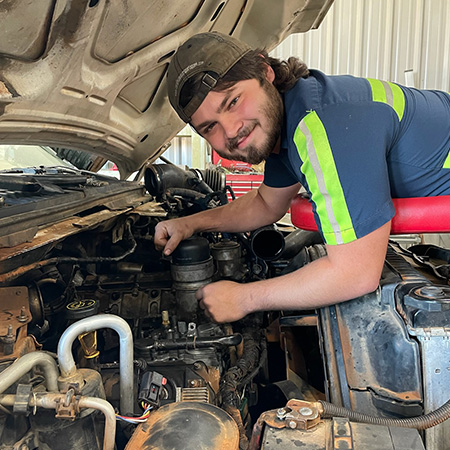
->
xmin=0 ymin=164 xmax=449 ymax=449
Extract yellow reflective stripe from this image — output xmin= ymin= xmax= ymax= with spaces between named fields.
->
xmin=367 ymin=78 xmax=405 ymax=121
xmin=443 ymin=151 xmax=450 ymax=169
xmin=367 ymin=78 xmax=387 ymax=103
xmin=294 ymin=111 xmax=357 ymax=245
xmin=390 ymin=82 xmax=405 ymax=121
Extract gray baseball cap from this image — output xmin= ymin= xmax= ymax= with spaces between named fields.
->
xmin=167 ymin=32 xmax=251 ymax=123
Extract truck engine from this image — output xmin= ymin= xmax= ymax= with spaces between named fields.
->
xmin=0 ymin=163 xmax=449 ymax=450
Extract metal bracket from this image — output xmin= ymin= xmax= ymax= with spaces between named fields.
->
xmin=55 ymin=388 xmax=78 ymax=421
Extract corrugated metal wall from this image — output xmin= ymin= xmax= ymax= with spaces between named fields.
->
xmin=272 ymin=0 xmax=450 ymax=91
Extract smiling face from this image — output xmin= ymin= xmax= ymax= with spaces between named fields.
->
xmin=190 ymin=67 xmax=284 ymax=164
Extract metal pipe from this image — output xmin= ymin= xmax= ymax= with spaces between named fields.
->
xmin=78 ymin=396 xmax=116 ymax=450
xmin=0 ymin=393 xmax=116 ymax=450
xmin=57 ymin=314 xmax=134 ymax=415
xmin=0 ymin=352 xmax=59 ymax=395
xmin=144 ymin=333 xmax=243 ymax=351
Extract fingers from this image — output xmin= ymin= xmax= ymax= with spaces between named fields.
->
xmin=196 ymin=287 xmax=214 ymax=320
xmin=154 ymin=220 xmax=193 ymax=255
xmin=195 ymin=287 xmax=204 ymax=301
xmin=154 ymin=222 xmax=168 ymax=251
xmin=162 ymin=234 xmax=182 ymax=256
xmin=154 ymin=222 xmax=179 ymax=255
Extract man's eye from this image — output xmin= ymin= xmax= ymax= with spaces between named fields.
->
xmin=229 ymin=97 xmax=239 ymax=109
xmin=204 ymin=122 xmax=216 ymax=134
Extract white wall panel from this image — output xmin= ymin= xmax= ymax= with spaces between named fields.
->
xmin=272 ymin=0 xmax=450 ymax=91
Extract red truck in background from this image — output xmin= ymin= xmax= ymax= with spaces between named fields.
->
xmin=212 ymin=150 xmax=264 ymax=201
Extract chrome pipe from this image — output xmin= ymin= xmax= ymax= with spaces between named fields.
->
xmin=0 ymin=352 xmax=59 ymax=395
xmin=0 ymin=393 xmax=116 ymax=450
xmin=57 ymin=314 xmax=134 ymax=414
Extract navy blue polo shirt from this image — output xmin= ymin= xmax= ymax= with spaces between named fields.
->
xmin=264 ymin=70 xmax=450 ymax=245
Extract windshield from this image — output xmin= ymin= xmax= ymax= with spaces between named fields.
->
xmin=0 ymin=145 xmax=70 ymax=170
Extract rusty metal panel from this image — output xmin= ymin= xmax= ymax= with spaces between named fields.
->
xmin=261 ymin=419 xmax=425 ymax=449
xmin=318 ymin=262 xmax=423 ymax=417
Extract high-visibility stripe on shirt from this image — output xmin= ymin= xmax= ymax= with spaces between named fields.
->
xmin=441 ymin=93 xmax=450 ymax=168
xmin=294 ymin=111 xmax=357 ymax=245
xmin=443 ymin=151 xmax=450 ymax=168
xmin=367 ymin=78 xmax=405 ymax=121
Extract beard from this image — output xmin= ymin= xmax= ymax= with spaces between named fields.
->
xmin=215 ymin=81 xmax=284 ymax=165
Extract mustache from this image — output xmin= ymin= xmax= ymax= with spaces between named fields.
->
xmin=226 ymin=123 xmax=257 ymax=151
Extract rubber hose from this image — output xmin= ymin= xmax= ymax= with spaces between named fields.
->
xmin=319 ymin=399 xmax=450 ymax=430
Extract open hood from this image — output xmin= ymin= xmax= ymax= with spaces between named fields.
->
xmin=0 ymin=0 xmax=333 ymax=177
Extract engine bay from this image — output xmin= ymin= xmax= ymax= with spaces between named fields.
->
xmin=0 ymin=164 xmax=449 ymax=449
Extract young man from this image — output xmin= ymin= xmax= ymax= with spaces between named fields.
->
xmin=155 ymin=32 xmax=450 ymax=323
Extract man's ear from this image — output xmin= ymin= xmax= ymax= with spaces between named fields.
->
xmin=265 ymin=64 xmax=275 ymax=84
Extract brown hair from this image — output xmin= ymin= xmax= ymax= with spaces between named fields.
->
xmin=179 ymin=49 xmax=309 ymax=110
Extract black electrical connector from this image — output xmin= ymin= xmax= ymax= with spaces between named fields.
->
xmin=138 ymin=371 xmax=166 ymax=407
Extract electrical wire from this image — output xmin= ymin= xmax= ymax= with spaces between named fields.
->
xmin=115 ymin=402 xmax=152 ymax=424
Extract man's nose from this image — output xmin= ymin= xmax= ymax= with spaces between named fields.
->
xmin=222 ymin=116 xmax=242 ymax=139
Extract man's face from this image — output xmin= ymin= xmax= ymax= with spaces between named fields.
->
xmin=190 ymin=75 xmax=283 ymax=164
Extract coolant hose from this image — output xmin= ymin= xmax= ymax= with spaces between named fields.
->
xmin=319 ymin=399 xmax=450 ymax=430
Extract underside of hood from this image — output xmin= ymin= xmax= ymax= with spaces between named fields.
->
xmin=0 ymin=0 xmax=333 ymax=177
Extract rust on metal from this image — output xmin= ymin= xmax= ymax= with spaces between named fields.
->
xmin=284 ymin=399 xmax=322 ymax=430
xmin=0 ymin=209 xmax=133 ymax=263
xmin=125 ymin=402 xmax=239 ymax=450
xmin=253 ymin=399 xmax=323 ymax=432
xmin=0 ymin=287 xmax=31 ymax=354
xmin=0 ymin=81 xmax=13 ymax=99
xmin=131 ymin=201 xmax=167 ymax=217
xmin=332 ymin=418 xmax=354 ymax=449
xmin=193 ymin=362 xmax=220 ymax=394
xmin=336 ymin=307 xmax=422 ymax=403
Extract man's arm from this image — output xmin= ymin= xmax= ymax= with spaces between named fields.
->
xmin=154 ymin=182 xmax=301 ymax=255
xmin=197 ymin=221 xmax=391 ymax=322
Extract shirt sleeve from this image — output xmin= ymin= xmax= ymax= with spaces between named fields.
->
xmin=292 ymin=102 xmax=397 ymax=245
xmin=263 ymin=150 xmax=299 ymax=188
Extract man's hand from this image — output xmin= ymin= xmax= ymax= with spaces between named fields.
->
xmin=154 ymin=218 xmax=195 ymax=255
xmin=196 ymin=280 xmax=253 ymax=323
xmin=195 ymin=221 xmax=392 ymax=322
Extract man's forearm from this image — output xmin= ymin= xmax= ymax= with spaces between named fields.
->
xmin=198 ymin=221 xmax=391 ymax=322
xmin=246 ymin=223 xmax=390 ymax=313
xmin=246 ymin=255 xmax=377 ymax=312
xmin=155 ymin=183 xmax=300 ymax=256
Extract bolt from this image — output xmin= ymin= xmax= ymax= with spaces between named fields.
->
xmin=193 ymin=362 xmax=201 ymax=370
xmin=288 ymin=420 xmax=297 ymax=429
xmin=299 ymin=407 xmax=313 ymax=416
xmin=17 ymin=307 xmax=28 ymax=323
xmin=277 ymin=406 xmax=292 ymax=420
xmin=64 ymin=388 xmax=75 ymax=407
xmin=7 ymin=325 xmax=13 ymax=337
